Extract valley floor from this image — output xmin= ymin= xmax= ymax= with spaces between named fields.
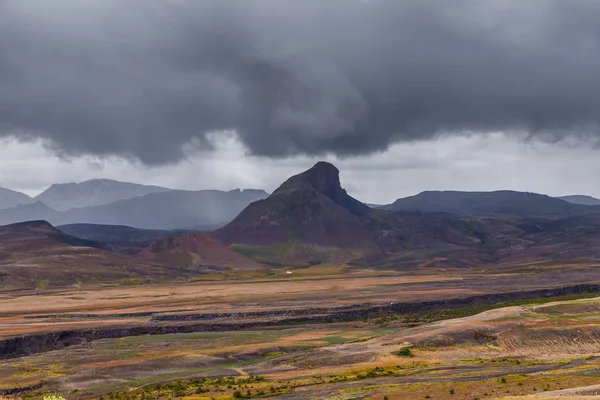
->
xmin=2 ymin=263 xmax=600 ymax=399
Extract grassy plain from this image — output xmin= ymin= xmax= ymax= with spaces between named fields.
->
xmin=2 ymin=264 xmax=600 ymax=399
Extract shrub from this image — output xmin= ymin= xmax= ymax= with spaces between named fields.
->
xmin=396 ymin=347 xmax=414 ymax=357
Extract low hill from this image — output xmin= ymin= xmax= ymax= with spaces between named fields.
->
xmin=0 ymin=221 xmax=179 ymax=289
xmin=384 ymin=190 xmax=592 ymax=216
xmin=139 ymin=233 xmax=266 ymax=271
xmin=34 ymin=179 xmax=172 ymax=211
xmin=0 ymin=187 xmax=31 ymax=210
xmin=0 ymin=220 xmax=110 ymax=249
xmin=557 ymin=194 xmax=600 ymax=206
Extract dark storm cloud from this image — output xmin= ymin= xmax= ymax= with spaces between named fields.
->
xmin=1 ymin=0 xmax=600 ymax=164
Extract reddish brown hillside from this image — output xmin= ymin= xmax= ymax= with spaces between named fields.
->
xmin=139 ymin=233 xmax=265 ymax=270
xmin=0 ymin=221 xmax=179 ymax=289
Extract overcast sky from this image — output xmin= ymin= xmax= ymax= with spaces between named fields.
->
xmin=2 ymin=133 xmax=599 ymax=203
xmin=1 ymin=0 xmax=600 ymax=202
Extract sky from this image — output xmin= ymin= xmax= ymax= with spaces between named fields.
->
xmin=1 ymin=0 xmax=600 ymax=202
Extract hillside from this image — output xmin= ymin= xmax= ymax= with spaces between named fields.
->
xmin=57 ymin=223 xmax=201 ymax=255
xmin=0 ymin=187 xmax=31 ymax=210
xmin=558 ymin=194 xmax=600 ymax=206
xmin=58 ymin=223 xmax=171 ymax=245
xmin=384 ymin=190 xmax=592 ymax=216
xmin=0 ymin=189 xmax=268 ymax=229
xmin=34 ymin=179 xmax=172 ymax=211
xmin=0 ymin=221 xmax=179 ymax=288
xmin=139 ymin=233 xmax=266 ymax=271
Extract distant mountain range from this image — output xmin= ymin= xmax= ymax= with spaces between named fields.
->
xmin=33 ymin=179 xmax=172 ymax=211
xmin=5 ymin=162 xmax=600 ymax=288
xmin=1 ymin=175 xmax=600 ymax=236
xmin=0 ymin=189 xmax=268 ymax=230
xmin=0 ymin=180 xmax=268 ymax=230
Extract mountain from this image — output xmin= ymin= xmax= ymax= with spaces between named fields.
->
xmin=0 ymin=187 xmax=31 ymax=210
xmin=212 ymin=162 xmax=489 ymax=266
xmin=0 ymin=189 xmax=269 ymax=230
xmin=557 ymin=195 xmax=600 ymax=206
xmin=211 ymin=162 xmax=600 ymax=269
xmin=384 ymin=190 xmax=592 ymax=216
xmin=0 ymin=221 xmax=179 ymax=289
xmin=212 ymin=162 xmax=377 ymax=264
xmin=139 ymin=233 xmax=266 ymax=271
xmin=34 ymin=179 xmax=173 ymax=211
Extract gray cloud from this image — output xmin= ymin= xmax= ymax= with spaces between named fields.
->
xmin=1 ymin=0 xmax=600 ymax=164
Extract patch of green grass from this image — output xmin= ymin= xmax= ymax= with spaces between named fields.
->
xmin=35 ymin=279 xmax=49 ymax=290
xmin=263 ymin=351 xmax=285 ymax=359
xmin=119 ymin=278 xmax=140 ymax=286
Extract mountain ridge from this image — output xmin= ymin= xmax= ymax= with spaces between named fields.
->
xmin=384 ymin=190 xmax=593 ymax=216
xmin=0 ymin=189 xmax=269 ymax=230
xmin=34 ymin=179 xmax=173 ymax=211
xmin=0 ymin=187 xmax=32 ymax=210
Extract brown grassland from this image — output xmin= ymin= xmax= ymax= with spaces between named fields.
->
xmin=2 ymin=262 xmax=600 ymax=399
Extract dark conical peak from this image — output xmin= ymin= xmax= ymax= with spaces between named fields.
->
xmin=272 ymin=161 xmax=370 ymax=217
xmin=272 ymin=161 xmax=340 ymax=196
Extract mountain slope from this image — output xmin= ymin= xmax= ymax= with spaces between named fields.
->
xmin=139 ymin=233 xmax=266 ymax=271
xmin=34 ymin=179 xmax=173 ymax=211
xmin=58 ymin=223 xmax=170 ymax=245
xmin=0 ymin=189 xmax=269 ymax=229
xmin=57 ymin=223 xmax=199 ymax=255
xmin=0 ymin=201 xmax=61 ymax=225
xmin=212 ymin=162 xmax=377 ymax=263
xmin=557 ymin=195 xmax=600 ymax=206
xmin=0 ymin=187 xmax=31 ymax=210
xmin=385 ymin=190 xmax=591 ymax=216
xmin=0 ymin=221 xmax=172 ymax=288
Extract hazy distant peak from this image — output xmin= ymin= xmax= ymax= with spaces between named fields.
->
xmin=0 ymin=187 xmax=32 ymax=210
xmin=557 ymin=195 xmax=600 ymax=206
xmin=34 ymin=179 xmax=173 ymax=211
